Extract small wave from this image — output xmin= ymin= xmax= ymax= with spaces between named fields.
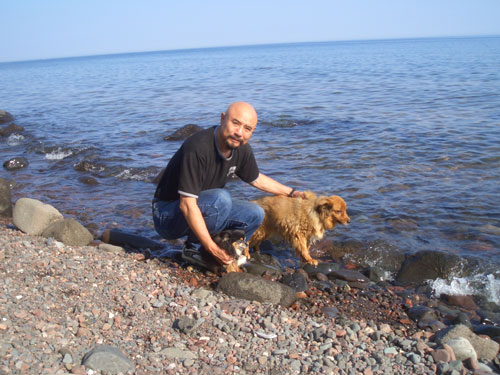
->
xmin=45 ymin=148 xmax=73 ymax=160
xmin=428 ymin=274 xmax=500 ymax=305
xmin=7 ymin=134 xmax=24 ymax=146
xmin=116 ymin=166 xmax=159 ymax=182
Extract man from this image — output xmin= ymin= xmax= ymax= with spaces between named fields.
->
xmin=152 ymin=102 xmax=304 ymax=265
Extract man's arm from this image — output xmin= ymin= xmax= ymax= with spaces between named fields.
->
xmin=179 ymin=195 xmax=233 ymax=264
xmin=250 ymin=173 xmax=305 ymax=198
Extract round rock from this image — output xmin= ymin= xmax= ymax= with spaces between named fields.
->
xmin=3 ymin=157 xmax=29 ymax=171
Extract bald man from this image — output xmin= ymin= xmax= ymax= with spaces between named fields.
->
xmin=153 ymin=102 xmax=304 ymax=265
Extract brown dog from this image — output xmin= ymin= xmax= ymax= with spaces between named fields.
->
xmin=248 ymin=191 xmax=350 ymax=266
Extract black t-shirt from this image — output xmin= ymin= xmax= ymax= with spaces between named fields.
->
xmin=154 ymin=126 xmax=259 ymax=201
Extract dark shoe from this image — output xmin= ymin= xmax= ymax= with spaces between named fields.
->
xmin=181 ymin=242 xmax=209 ymax=269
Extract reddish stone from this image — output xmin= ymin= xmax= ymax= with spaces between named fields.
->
xmin=442 ymin=294 xmax=478 ymax=310
xmin=431 ymin=349 xmax=451 ymax=363
xmin=442 ymin=344 xmax=456 ymax=361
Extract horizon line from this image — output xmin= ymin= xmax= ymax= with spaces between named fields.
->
xmin=1 ymin=33 xmax=499 ymax=64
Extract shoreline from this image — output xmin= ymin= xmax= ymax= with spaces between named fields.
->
xmin=1 ymin=218 xmax=499 ymax=374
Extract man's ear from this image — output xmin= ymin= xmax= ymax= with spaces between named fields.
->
xmin=220 ymin=112 xmax=226 ymax=125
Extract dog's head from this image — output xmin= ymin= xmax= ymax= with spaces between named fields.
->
xmin=315 ymin=195 xmax=350 ymax=229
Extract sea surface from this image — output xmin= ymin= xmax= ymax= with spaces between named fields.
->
xmin=1 ymin=36 xmax=499 ymax=303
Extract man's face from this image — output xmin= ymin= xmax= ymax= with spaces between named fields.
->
xmin=220 ymin=105 xmax=257 ymax=150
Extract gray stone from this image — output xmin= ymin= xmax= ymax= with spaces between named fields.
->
xmin=174 ymin=316 xmax=197 ymax=335
xmin=281 ymin=272 xmax=308 ymax=292
xmin=160 ymin=347 xmax=197 ymax=360
xmin=98 ymin=243 xmax=124 ymax=254
xmin=42 ymin=218 xmax=93 ymax=246
xmin=81 ymin=345 xmax=133 ymax=374
xmin=3 ymin=157 xmax=29 ymax=171
xmin=328 ymin=268 xmax=370 ymax=283
xmin=13 ymin=198 xmax=63 ymax=235
xmin=434 ymin=324 xmax=500 ymax=361
xmin=446 ymin=337 xmax=477 ymax=361
xmin=303 ymin=262 xmax=340 ymax=276
xmin=216 ymin=273 xmax=297 ymax=307
xmin=0 ymin=178 xmax=12 ymax=217
xmin=0 ymin=110 xmax=14 ymax=124
xmin=407 ymin=305 xmax=439 ymax=322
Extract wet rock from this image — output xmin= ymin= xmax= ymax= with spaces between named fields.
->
xmin=328 ymin=268 xmax=370 ymax=284
xmin=303 ymin=262 xmax=340 ymax=277
xmin=3 ymin=157 xmax=29 ymax=171
xmin=164 ymin=124 xmax=203 ymax=141
xmin=0 ymin=178 xmax=12 ymax=217
xmin=407 ymin=305 xmax=439 ymax=322
xmin=78 ymin=176 xmax=99 ymax=185
xmin=367 ymin=266 xmax=387 ymax=282
xmin=81 ymin=345 xmax=133 ymax=374
xmin=441 ymin=294 xmax=478 ymax=311
xmin=0 ymin=110 xmax=14 ymax=124
xmin=13 ymin=198 xmax=63 ymax=235
xmin=0 ymin=123 xmax=24 ymax=137
xmin=41 ymin=218 xmax=94 ymax=246
xmin=101 ymin=228 xmax=163 ymax=250
xmin=434 ymin=324 xmax=500 ymax=361
xmin=418 ymin=319 xmax=447 ymax=332
xmin=243 ymin=253 xmax=282 ymax=278
xmin=281 ymin=272 xmax=308 ymax=292
xmin=217 ymin=272 xmax=296 ymax=307
xmin=396 ymin=250 xmax=463 ymax=285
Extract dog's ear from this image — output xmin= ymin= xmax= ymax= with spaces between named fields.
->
xmin=315 ymin=198 xmax=333 ymax=215
xmin=231 ymin=229 xmax=246 ymax=241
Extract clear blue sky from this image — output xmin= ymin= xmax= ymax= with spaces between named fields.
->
xmin=2 ymin=0 xmax=500 ymax=62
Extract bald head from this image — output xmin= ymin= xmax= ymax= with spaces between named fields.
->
xmin=224 ymin=102 xmax=258 ymax=126
xmin=217 ymin=102 xmax=258 ymax=155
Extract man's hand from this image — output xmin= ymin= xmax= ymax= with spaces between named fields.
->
xmin=205 ymin=242 xmax=234 ymax=265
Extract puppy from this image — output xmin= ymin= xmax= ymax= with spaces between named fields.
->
xmin=199 ymin=229 xmax=248 ymax=273
xmin=248 ymin=191 xmax=350 ymax=266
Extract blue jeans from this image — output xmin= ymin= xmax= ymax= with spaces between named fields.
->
xmin=152 ymin=189 xmax=264 ymax=242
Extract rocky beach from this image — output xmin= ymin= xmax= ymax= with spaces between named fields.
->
xmin=1 ymin=190 xmax=500 ymax=374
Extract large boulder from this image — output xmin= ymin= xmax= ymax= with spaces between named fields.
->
xmin=434 ymin=324 xmax=500 ymax=361
xmin=42 ymin=218 xmax=93 ymax=246
xmin=396 ymin=250 xmax=463 ymax=285
xmin=217 ymin=272 xmax=297 ymax=307
xmin=13 ymin=198 xmax=63 ymax=235
xmin=0 ymin=110 xmax=14 ymax=124
xmin=0 ymin=178 xmax=12 ymax=217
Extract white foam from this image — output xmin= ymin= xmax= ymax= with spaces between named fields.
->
xmin=45 ymin=148 xmax=73 ymax=160
xmin=428 ymin=274 xmax=500 ymax=305
xmin=7 ymin=134 xmax=24 ymax=146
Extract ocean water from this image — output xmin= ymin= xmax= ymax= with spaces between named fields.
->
xmin=1 ymin=36 xmax=500 ymax=302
